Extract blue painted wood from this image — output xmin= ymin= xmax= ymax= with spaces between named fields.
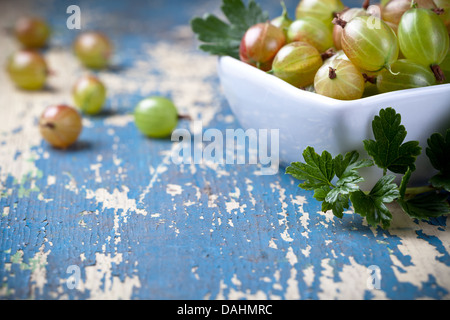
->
xmin=0 ymin=0 xmax=449 ymax=300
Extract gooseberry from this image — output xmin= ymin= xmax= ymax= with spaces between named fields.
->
xmin=6 ymin=50 xmax=48 ymax=90
xmin=39 ymin=105 xmax=82 ymax=149
xmin=271 ymin=1 xmax=293 ymax=37
xmin=375 ymin=59 xmax=436 ymax=93
xmin=134 ymin=97 xmax=179 ymax=138
xmin=72 ymin=74 xmax=106 ymax=115
xmin=272 ymin=41 xmax=323 ymax=88
xmin=434 ymin=0 xmax=450 ymax=33
xmin=335 ymin=15 xmax=399 ymax=72
xmin=295 ymin=0 xmax=345 ymax=23
xmin=398 ymin=8 xmax=449 ymax=82
xmin=382 ymin=0 xmax=437 ymax=25
xmin=314 ymin=59 xmax=365 ymax=100
xmin=14 ymin=17 xmax=50 ymax=49
xmin=73 ymin=32 xmax=113 ymax=69
xmin=440 ymin=51 xmax=450 ymax=83
xmin=240 ymin=22 xmax=286 ymax=71
xmin=287 ymin=17 xmax=333 ymax=53
xmin=332 ymin=8 xmax=367 ymax=50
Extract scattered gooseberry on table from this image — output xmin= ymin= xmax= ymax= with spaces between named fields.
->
xmin=39 ymin=105 xmax=83 ymax=149
xmin=14 ymin=17 xmax=50 ymax=49
xmin=239 ymin=22 xmax=286 ymax=71
xmin=6 ymin=50 xmax=48 ymax=90
xmin=314 ymin=59 xmax=365 ymax=100
xmin=134 ymin=97 xmax=179 ymax=138
xmin=72 ymin=74 xmax=107 ymax=115
xmin=272 ymin=41 xmax=323 ymax=88
xmin=73 ymin=31 xmax=113 ymax=69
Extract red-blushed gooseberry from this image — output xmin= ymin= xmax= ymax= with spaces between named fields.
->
xmin=14 ymin=17 xmax=50 ymax=49
xmin=314 ymin=59 xmax=365 ymax=100
xmin=134 ymin=97 xmax=179 ymax=138
xmin=73 ymin=32 xmax=113 ymax=69
xmin=239 ymin=22 xmax=286 ymax=71
xmin=332 ymin=8 xmax=367 ymax=50
xmin=6 ymin=50 xmax=48 ymax=90
xmin=398 ymin=8 xmax=449 ymax=82
xmin=272 ymin=41 xmax=323 ymax=88
xmin=287 ymin=17 xmax=333 ymax=53
xmin=72 ymin=74 xmax=106 ymax=115
xmin=39 ymin=105 xmax=83 ymax=149
xmin=382 ymin=0 xmax=437 ymax=25
xmin=335 ymin=15 xmax=399 ymax=72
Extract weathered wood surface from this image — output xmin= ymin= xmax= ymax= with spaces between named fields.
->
xmin=0 ymin=0 xmax=449 ymax=300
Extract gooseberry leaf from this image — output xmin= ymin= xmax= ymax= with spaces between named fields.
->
xmin=287 ymin=149 xmax=372 ymax=219
xmin=363 ymin=108 xmax=421 ymax=174
xmin=349 ymin=175 xmax=400 ymax=229
xmin=398 ymin=192 xmax=450 ymax=220
xmin=426 ymin=129 xmax=450 ymax=192
xmin=191 ymin=0 xmax=269 ymax=59
xmin=286 ymin=147 xmax=335 ymax=190
xmin=314 ymin=186 xmax=350 ymax=219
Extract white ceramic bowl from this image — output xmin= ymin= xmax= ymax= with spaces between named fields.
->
xmin=218 ymin=56 xmax=450 ymax=187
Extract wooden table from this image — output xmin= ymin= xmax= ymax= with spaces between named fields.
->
xmin=0 ymin=0 xmax=449 ymax=300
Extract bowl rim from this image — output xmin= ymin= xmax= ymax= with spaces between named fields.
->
xmin=218 ymin=55 xmax=450 ymax=111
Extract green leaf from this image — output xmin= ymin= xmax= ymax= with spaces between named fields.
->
xmin=399 ymin=167 xmax=412 ymax=199
xmin=363 ymin=108 xmax=421 ymax=174
xmin=334 ymin=151 xmax=373 ymax=179
xmin=314 ymin=187 xmax=350 ymax=219
xmin=426 ymin=129 xmax=450 ymax=192
xmin=326 ymin=151 xmax=373 ymax=205
xmin=398 ymin=192 xmax=450 ymax=220
xmin=349 ymin=175 xmax=400 ymax=228
xmin=286 ymin=147 xmax=335 ymax=190
xmin=322 ymin=195 xmax=350 ymax=219
xmin=288 ymin=149 xmax=371 ymax=219
xmin=191 ymin=0 xmax=268 ymax=58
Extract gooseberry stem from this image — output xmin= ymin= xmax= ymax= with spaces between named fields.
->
xmin=178 ymin=114 xmax=192 ymax=121
xmin=362 ymin=73 xmax=377 ymax=84
xmin=363 ymin=0 xmax=370 ymax=10
xmin=41 ymin=122 xmax=55 ymax=129
xmin=403 ymin=186 xmax=436 ymax=196
xmin=431 ymin=64 xmax=446 ymax=83
xmin=280 ymin=1 xmax=288 ymax=18
xmin=332 ymin=16 xmax=347 ymax=29
xmin=321 ymin=48 xmax=336 ymax=61
xmin=328 ymin=67 xmax=337 ymax=79
xmin=385 ymin=64 xmax=400 ymax=76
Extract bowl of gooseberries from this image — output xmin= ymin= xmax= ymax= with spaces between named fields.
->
xmin=217 ymin=0 xmax=450 ymax=184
